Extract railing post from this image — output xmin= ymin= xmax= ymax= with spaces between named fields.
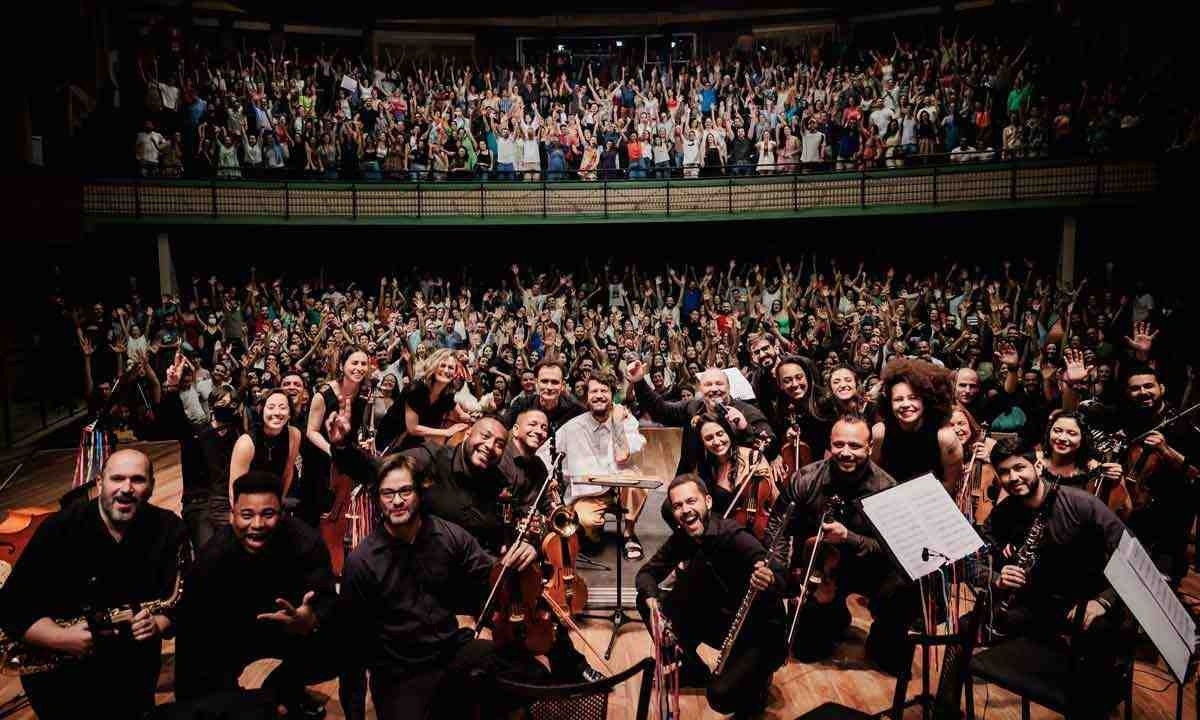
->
xmin=1010 ymin=162 xmax=1018 ymax=202
xmin=728 ymin=176 xmax=733 ymax=215
xmin=793 ymin=174 xmax=798 ymax=212
xmin=284 ymin=181 xmax=290 ymax=220
xmin=352 ymin=184 xmax=358 ymax=220
xmin=542 ymin=175 xmax=548 ymax=219
xmin=932 ymin=167 xmax=938 ymax=206
xmin=603 ymin=180 xmax=608 ymax=219
xmin=665 ymin=173 xmax=670 ymax=217
xmin=480 ymin=183 xmax=485 ymax=220
xmin=135 ymin=176 xmax=142 ymax=220
xmin=417 ymin=180 xmax=422 ymax=220
xmin=860 ymin=171 xmax=867 ymax=210
xmin=211 ymin=180 xmax=218 ymax=219
xmin=1094 ymin=159 xmax=1104 ymax=197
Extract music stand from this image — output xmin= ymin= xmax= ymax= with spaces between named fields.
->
xmin=574 ymin=475 xmax=662 ymax=659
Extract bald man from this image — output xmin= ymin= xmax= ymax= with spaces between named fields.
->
xmin=0 ymin=449 xmax=187 ymax=719
xmin=627 ymin=360 xmax=775 ymax=475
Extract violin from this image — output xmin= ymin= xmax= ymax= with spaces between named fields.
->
xmin=0 ymin=507 xmax=56 ymax=588
xmin=725 ymin=450 xmax=775 ymax=541
xmin=481 ymin=489 xmax=556 ymax=656
xmin=1085 ymin=428 xmax=1132 ymax=518
xmin=958 ymin=424 xmax=997 ymax=525
xmin=786 ymin=496 xmax=846 ymax=647
xmin=777 ymin=417 xmax=813 ymax=485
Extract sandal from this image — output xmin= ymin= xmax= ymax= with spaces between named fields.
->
xmin=623 ymin=534 xmax=644 ymax=561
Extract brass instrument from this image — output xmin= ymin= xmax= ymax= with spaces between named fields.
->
xmin=714 ymin=500 xmax=795 ymax=675
xmin=0 ymin=544 xmax=188 ymax=676
xmin=988 ymin=481 xmax=1059 ymax=639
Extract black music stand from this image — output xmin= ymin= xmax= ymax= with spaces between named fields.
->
xmin=575 ymin=476 xmax=662 ymax=659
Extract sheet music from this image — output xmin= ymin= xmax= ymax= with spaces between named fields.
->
xmin=860 ymin=473 xmax=984 ymax=581
xmin=724 ymin=368 xmax=756 ymax=401
xmin=1106 ymin=531 xmax=1196 ymax=683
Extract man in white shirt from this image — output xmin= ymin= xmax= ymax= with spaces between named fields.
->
xmin=135 ymin=121 xmax=167 ymax=174
xmin=495 ymin=126 xmax=517 ymax=179
xmin=541 ymin=372 xmax=648 ymax=559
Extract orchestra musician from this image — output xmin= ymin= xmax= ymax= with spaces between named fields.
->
xmin=302 ymin=347 xmax=370 ymax=526
xmin=1035 ymin=410 xmax=1122 ymax=491
xmin=544 ymin=371 xmax=648 ymax=558
xmin=375 ymin=348 xmax=476 ymax=453
xmin=783 ymin=415 xmax=918 ymax=675
xmin=0 ymin=449 xmax=187 ymax=720
xmin=173 ymin=471 xmax=339 ymax=718
xmin=977 ymin=438 xmax=1132 ymax=715
xmin=871 ymin=358 xmax=963 ymax=492
xmin=498 ymin=406 xmax=603 ymax=682
xmin=502 ymin=358 xmax=586 ymax=430
xmin=636 ymin=475 xmax=787 ymax=716
xmin=767 ymin=355 xmax=832 ymax=467
xmin=626 ymin=359 xmax=775 ymax=475
xmin=340 ymin=454 xmax=548 ymax=720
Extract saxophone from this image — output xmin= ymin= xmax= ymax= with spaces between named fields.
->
xmin=0 ymin=544 xmax=188 ymax=676
xmin=713 ymin=500 xmax=795 ymax=675
xmin=989 ymin=481 xmax=1059 ymax=639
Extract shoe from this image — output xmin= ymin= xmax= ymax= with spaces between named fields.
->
xmin=865 ymin=630 xmax=912 ymax=677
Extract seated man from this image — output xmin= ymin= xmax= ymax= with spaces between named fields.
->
xmin=341 ymin=454 xmax=548 ymax=720
xmin=174 ymin=471 xmax=339 ymax=717
xmin=544 ymin=371 xmax=648 ymax=558
xmin=636 ymin=475 xmax=786 ymax=716
xmin=0 ymin=449 xmax=186 ymax=720
xmin=783 ymin=414 xmax=919 ymax=675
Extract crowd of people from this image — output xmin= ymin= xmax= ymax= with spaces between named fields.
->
xmin=13 ymin=248 xmax=1195 ymax=718
xmin=125 ymin=22 xmax=1183 ymax=183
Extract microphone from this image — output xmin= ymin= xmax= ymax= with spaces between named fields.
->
xmin=922 ymin=546 xmax=951 ymax=563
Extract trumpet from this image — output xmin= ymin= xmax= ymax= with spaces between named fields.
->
xmin=548 ymin=504 xmax=578 ymax=537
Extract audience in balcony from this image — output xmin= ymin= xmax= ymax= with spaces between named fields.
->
xmin=120 ymin=20 xmax=1171 ymax=181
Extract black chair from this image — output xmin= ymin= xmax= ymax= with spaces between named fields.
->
xmin=964 ymin=601 xmax=1136 ymax=720
xmin=496 ymin=656 xmax=655 ymax=720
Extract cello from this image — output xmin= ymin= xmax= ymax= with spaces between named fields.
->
xmin=0 ymin=507 xmax=56 ymax=587
xmin=476 ymin=487 xmax=556 ymax=656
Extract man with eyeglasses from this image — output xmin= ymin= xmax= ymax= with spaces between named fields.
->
xmin=339 ymin=454 xmax=547 ymax=720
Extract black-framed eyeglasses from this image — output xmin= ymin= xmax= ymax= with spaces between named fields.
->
xmin=379 ymin=487 xmax=416 ymax=502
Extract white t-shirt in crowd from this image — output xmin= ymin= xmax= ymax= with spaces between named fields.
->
xmin=801 ymin=131 xmax=824 ymax=162
xmin=136 ymin=131 xmax=165 ymax=164
xmin=496 ymin=136 xmax=516 ymax=165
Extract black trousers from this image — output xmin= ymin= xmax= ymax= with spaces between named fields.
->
xmin=790 ymin=552 xmax=919 ymax=673
xmin=174 ymin=624 xmax=339 ymax=709
xmin=368 ymin=637 xmax=548 ymax=720
xmin=181 ymin=494 xmax=215 ymax=554
xmin=679 ymin=641 xmax=781 ymax=715
xmin=22 ymin=642 xmax=161 ymax=720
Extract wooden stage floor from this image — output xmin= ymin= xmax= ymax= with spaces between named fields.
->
xmin=0 ymin=441 xmax=1196 ymax=719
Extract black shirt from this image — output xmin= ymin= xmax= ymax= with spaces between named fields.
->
xmin=502 ymin=392 xmax=585 ymax=432
xmin=0 ymin=498 xmax=186 ymax=642
xmin=341 ymin=515 xmax=493 ymax=677
xmin=635 ymin=516 xmax=785 ymax=654
xmin=496 ymin=441 xmax=553 ymax=519
xmin=784 ymin=458 xmax=897 ymax=560
xmin=176 ymin=517 xmax=337 ymax=642
xmin=981 ymin=484 xmax=1125 ymax=613
xmin=401 ymin=441 xmax=509 ymax=552
xmin=383 ymin=381 xmax=456 ymax=451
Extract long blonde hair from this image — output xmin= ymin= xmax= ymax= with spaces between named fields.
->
xmin=416 ymin=348 xmax=459 ymax=387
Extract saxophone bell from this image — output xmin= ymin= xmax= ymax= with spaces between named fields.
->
xmin=549 ymin=505 xmax=578 ymax=538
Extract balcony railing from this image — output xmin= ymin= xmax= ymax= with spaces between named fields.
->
xmin=84 ymin=155 xmax=1158 ymax=224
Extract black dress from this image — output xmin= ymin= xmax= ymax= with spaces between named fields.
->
xmin=298 ymin=385 xmax=364 ymax=527
xmin=396 ymin=381 xmax=455 ymax=451
xmin=879 ymin=419 xmax=944 ymax=483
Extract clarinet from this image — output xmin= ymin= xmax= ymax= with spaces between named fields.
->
xmin=989 ymin=481 xmax=1059 ymax=638
xmin=714 ymin=500 xmax=795 ymax=675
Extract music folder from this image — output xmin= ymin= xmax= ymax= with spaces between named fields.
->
xmin=1104 ymin=531 xmax=1196 ymax=683
xmin=860 ymin=473 xmax=985 ymax=582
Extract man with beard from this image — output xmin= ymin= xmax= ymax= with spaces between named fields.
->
xmin=0 ymin=449 xmax=187 ymax=719
xmin=1117 ymin=365 xmax=1195 ymax=584
xmin=747 ymin=332 xmax=782 ymax=411
xmin=339 ymin=454 xmax=548 ymax=720
xmin=636 ymin=475 xmax=786 ymax=716
xmin=503 ymin=360 xmax=585 ymax=430
xmin=783 ymin=415 xmax=918 ymax=674
xmin=973 ymin=439 xmax=1131 ymax=714
xmin=547 ymin=372 xmax=647 ymax=556
xmin=627 ymin=360 xmax=774 ymax=475
xmin=174 ymin=471 xmax=339 ymax=718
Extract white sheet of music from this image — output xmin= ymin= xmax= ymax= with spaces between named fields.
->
xmin=1105 ymin=531 xmax=1195 ymax=682
xmin=860 ymin=473 xmax=984 ymax=581
xmin=724 ymin=368 xmax=756 ymax=401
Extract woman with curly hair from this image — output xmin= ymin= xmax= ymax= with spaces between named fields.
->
xmin=871 ymin=358 xmax=963 ymax=492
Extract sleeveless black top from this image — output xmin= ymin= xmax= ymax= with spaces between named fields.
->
xmin=881 ymin=419 xmax=944 ymax=483
xmin=251 ymin=424 xmax=291 ymax=479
